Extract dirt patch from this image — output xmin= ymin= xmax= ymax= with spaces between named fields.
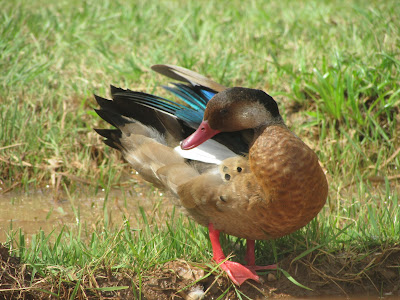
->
xmin=1 ymin=243 xmax=399 ymax=299
xmin=0 ymin=244 xmax=37 ymax=299
xmin=138 ymin=250 xmax=400 ymax=299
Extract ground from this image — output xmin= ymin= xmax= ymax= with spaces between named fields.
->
xmin=1 ymin=243 xmax=399 ymax=299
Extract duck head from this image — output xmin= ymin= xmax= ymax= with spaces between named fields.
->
xmin=181 ymin=87 xmax=283 ymax=150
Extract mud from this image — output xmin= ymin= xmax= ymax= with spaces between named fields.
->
xmin=0 ymin=181 xmax=169 ymax=242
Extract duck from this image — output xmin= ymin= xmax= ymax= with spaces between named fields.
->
xmin=94 ymin=64 xmax=328 ymax=286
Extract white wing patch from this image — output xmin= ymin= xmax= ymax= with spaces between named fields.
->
xmin=174 ymin=139 xmax=236 ymax=165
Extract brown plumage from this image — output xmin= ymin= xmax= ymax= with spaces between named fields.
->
xmin=94 ymin=65 xmax=328 ymax=285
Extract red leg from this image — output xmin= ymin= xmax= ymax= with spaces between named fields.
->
xmin=209 ymin=223 xmax=260 ymax=286
xmin=245 ymin=239 xmax=277 ymax=271
xmin=245 ymin=239 xmax=256 ymax=265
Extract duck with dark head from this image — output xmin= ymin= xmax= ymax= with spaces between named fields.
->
xmin=94 ymin=65 xmax=328 ymax=285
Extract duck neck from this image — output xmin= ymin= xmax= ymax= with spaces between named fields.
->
xmin=253 ymin=119 xmax=287 ymax=143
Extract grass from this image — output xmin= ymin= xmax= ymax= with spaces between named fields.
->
xmin=0 ymin=0 xmax=399 ymax=298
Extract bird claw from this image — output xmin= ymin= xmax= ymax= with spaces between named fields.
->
xmin=219 ymin=260 xmax=260 ymax=286
xmin=218 ymin=261 xmax=278 ymax=286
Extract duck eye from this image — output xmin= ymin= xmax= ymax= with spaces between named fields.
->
xmin=220 ymin=108 xmax=229 ymax=115
xmin=237 ymin=167 xmax=242 ymax=172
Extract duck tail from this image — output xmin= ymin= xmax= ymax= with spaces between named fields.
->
xmin=94 ymin=86 xmax=199 ymax=193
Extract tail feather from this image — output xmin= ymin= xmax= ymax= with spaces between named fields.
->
xmin=95 ymin=85 xmax=202 ymax=189
xmin=110 ymin=85 xmax=203 ymax=130
xmin=96 ymin=89 xmax=187 ymax=140
xmin=94 ymin=95 xmax=119 ymax=114
xmin=94 ymin=108 xmax=126 ymax=129
xmin=110 ymin=85 xmax=185 ymax=115
xmin=162 ymin=83 xmax=208 ymax=110
xmin=151 ymin=64 xmax=226 ymax=92
xmin=108 ymin=91 xmax=168 ymax=135
xmin=94 ymin=129 xmax=122 ymax=150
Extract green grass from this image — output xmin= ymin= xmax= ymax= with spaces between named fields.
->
xmin=1 ymin=0 xmax=399 ymax=298
xmin=9 ymin=209 xmax=210 ymax=277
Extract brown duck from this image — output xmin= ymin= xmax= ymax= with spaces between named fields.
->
xmin=94 ymin=65 xmax=328 ymax=285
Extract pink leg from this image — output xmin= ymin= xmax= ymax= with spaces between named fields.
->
xmin=245 ymin=239 xmax=256 ymax=265
xmin=245 ymin=239 xmax=277 ymax=271
xmin=208 ymin=224 xmax=277 ymax=285
xmin=209 ymin=224 xmax=260 ymax=286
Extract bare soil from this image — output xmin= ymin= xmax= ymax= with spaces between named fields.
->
xmin=1 ymin=243 xmax=399 ymax=299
